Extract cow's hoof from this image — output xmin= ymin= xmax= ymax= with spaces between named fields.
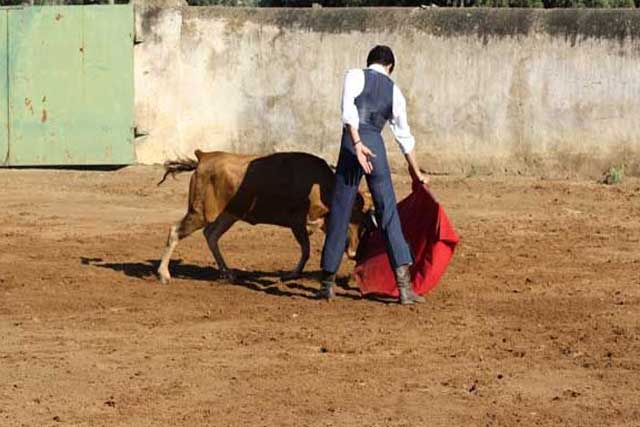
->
xmin=280 ymin=271 xmax=301 ymax=282
xmin=158 ymin=269 xmax=171 ymax=285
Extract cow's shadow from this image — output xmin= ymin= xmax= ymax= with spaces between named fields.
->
xmin=80 ymin=257 xmax=362 ymax=301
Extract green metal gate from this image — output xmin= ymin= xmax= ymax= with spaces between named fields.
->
xmin=1 ymin=4 xmax=134 ymax=166
xmin=0 ymin=12 xmax=8 ymax=165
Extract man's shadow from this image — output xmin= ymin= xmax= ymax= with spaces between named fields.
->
xmin=80 ymin=257 xmax=364 ymax=301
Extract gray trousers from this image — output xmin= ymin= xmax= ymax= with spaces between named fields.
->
xmin=321 ymin=128 xmax=413 ymax=273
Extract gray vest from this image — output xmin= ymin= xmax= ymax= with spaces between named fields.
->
xmin=354 ymin=69 xmax=394 ymax=133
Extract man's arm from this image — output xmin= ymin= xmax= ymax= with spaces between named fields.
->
xmin=342 ymin=69 xmax=376 ymax=174
xmin=341 ymin=69 xmax=363 ymax=133
xmin=390 ymin=85 xmax=426 ymax=184
xmin=405 ymin=150 xmax=428 ymax=185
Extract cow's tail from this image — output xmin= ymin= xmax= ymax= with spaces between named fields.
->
xmin=157 ymin=153 xmax=201 ymax=186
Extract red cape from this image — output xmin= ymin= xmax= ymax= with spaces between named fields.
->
xmin=354 ymin=182 xmax=459 ymax=297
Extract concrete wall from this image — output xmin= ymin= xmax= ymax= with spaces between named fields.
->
xmin=134 ymin=7 xmax=640 ymax=177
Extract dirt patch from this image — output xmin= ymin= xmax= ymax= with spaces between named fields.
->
xmin=1 ymin=167 xmax=639 ymax=426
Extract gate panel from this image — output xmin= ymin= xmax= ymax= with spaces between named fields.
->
xmin=0 ymin=11 xmax=7 ymax=165
xmin=7 ymin=5 xmax=134 ymax=166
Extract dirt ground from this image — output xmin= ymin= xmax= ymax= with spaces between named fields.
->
xmin=1 ymin=166 xmax=639 ymax=427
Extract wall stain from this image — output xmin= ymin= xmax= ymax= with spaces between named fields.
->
xmin=141 ymin=7 xmax=164 ymax=44
xmin=24 ymin=98 xmax=34 ymax=115
xmin=184 ymin=7 xmax=640 ymax=42
xmin=507 ymin=55 xmax=532 ymax=161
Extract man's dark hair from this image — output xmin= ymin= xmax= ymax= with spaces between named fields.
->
xmin=366 ymin=45 xmax=395 ymax=74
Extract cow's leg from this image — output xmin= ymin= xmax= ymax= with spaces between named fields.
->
xmin=158 ymin=213 xmax=203 ymax=284
xmin=282 ymin=222 xmax=310 ymax=281
xmin=203 ymin=212 xmax=238 ymax=281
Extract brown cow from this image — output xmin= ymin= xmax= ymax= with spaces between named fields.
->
xmin=156 ymin=150 xmax=369 ymax=284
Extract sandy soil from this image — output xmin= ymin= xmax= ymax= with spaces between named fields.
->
xmin=1 ymin=166 xmax=639 ymax=427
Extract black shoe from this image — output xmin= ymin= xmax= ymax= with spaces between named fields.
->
xmin=316 ymin=271 xmax=336 ymax=300
xmin=395 ymin=265 xmax=425 ymax=305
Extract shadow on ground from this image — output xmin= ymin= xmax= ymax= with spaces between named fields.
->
xmin=80 ymin=257 xmax=369 ymax=301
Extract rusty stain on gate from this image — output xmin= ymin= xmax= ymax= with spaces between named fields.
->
xmin=0 ymin=3 xmax=135 ymax=166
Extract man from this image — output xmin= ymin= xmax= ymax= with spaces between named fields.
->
xmin=318 ymin=45 xmax=427 ymax=305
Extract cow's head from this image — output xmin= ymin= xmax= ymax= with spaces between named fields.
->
xmin=345 ymin=190 xmax=374 ymax=260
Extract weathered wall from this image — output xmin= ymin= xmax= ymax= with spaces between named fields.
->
xmin=134 ymin=7 xmax=640 ymax=176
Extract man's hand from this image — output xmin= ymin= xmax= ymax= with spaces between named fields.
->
xmin=404 ymin=150 xmax=428 ymax=185
xmin=414 ymin=171 xmax=430 ymax=185
xmin=410 ymin=166 xmax=429 ymax=185
xmin=355 ymin=142 xmax=376 ymax=174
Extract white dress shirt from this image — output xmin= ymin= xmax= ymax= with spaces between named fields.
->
xmin=341 ymin=63 xmax=416 ymax=154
